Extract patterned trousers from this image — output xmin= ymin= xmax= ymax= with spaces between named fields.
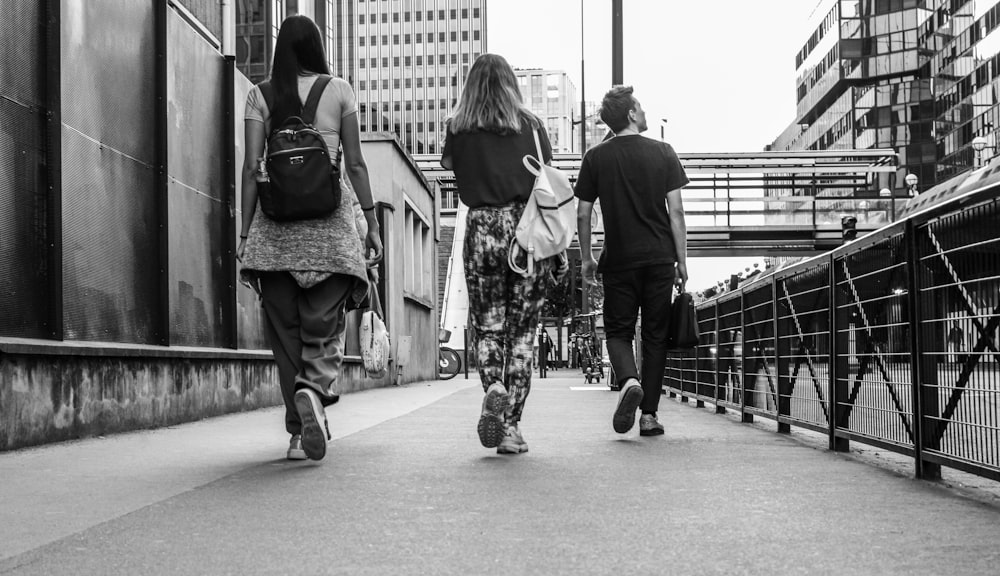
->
xmin=464 ymin=203 xmax=554 ymax=425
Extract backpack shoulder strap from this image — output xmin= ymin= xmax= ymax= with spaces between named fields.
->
xmin=258 ymin=81 xmax=275 ymax=118
xmin=301 ymin=75 xmax=333 ymax=125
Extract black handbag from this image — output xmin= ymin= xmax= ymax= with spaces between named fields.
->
xmin=667 ymin=291 xmax=699 ymax=350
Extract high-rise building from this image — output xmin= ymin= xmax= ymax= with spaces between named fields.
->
xmin=771 ymin=1 xmax=1000 ymax=192
xmin=329 ymin=0 xmax=487 ymax=154
xmin=514 ymin=69 xmax=577 ymax=153
xmin=235 ymin=1 xmax=486 ymax=155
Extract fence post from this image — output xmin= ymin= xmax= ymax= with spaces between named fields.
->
xmin=905 ymin=220 xmax=942 ymax=480
xmin=740 ymin=290 xmax=753 ymax=423
xmin=714 ymin=301 xmax=726 ymax=414
xmin=775 ymin=275 xmax=791 ymax=433
xmin=830 ymin=252 xmax=850 ymax=452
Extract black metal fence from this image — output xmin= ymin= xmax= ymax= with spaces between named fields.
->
xmin=0 ymin=1 xmax=267 ymax=350
xmin=667 ymin=171 xmax=1000 ymax=482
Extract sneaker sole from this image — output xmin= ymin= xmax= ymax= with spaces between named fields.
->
xmin=639 ymin=427 xmax=665 ymax=437
xmin=294 ymin=391 xmax=328 ymax=461
xmin=287 ymin=449 xmax=308 ymax=460
xmin=613 ymin=385 xmax=644 ymax=433
xmin=497 ymin=443 xmax=529 ymax=454
xmin=477 ymin=388 xmax=509 ymax=448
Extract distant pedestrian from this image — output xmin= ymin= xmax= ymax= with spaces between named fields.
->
xmin=441 ymin=54 xmax=568 ymax=455
xmin=575 ymin=85 xmax=689 ymax=437
xmin=238 ymin=15 xmax=383 ymax=462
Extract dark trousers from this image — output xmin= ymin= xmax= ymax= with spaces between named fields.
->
xmin=602 ymin=264 xmax=675 ymax=414
xmin=259 ymin=271 xmax=352 ymax=436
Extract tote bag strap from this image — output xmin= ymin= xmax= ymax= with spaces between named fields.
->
xmin=367 ymin=268 xmax=384 ymax=318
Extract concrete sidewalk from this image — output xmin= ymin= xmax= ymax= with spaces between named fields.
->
xmin=2 ymin=370 xmax=999 ymax=575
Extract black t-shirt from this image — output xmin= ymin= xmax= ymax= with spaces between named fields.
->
xmin=574 ymin=135 xmax=689 ymax=272
xmin=442 ymin=115 xmax=553 ymax=208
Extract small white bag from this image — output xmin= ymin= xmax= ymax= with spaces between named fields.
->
xmin=360 ymin=271 xmax=390 ymax=378
xmin=509 ymin=129 xmax=577 ymax=277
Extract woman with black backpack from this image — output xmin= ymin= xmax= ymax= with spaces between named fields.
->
xmin=237 ymin=15 xmax=382 ymax=463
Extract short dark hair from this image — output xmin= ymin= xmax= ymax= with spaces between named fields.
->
xmin=600 ymin=85 xmax=635 ymax=133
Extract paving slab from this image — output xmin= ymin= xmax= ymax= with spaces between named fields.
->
xmin=2 ymin=371 xmax=999 ymax=575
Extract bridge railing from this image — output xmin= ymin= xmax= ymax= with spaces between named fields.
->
xmin=667 ymin=167 xmax=1000 ymax=482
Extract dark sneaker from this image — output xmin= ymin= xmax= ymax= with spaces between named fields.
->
xmin=477 ymin=382 xmax=509 ymax=448
xmin=287 ymin=434 xmax=307 ymax=460
xmin=613 ymin=379 xmax=644 ymax=433
xmin=294 ymin=388 xmax=330 ymax=461
xmin=497 ymin=425 xmax=529 ymax=454
xmin=639 ymin=414 xmax=665 ymax=436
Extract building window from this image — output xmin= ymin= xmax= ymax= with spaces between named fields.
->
xmin=393 ymin=34 xmax=399 ymax=44
xmin=359 ymin=59 xmax=366 ymax=68
xmin=438 ymin=9 xmax=445 ymax=19
xmin=394 ymin=78 xmax=400 ymax=89
xmin=382 ymin=57 xmax=389 ymax=67
xmin=438 ymin=32 xmax=445 ymax=43
xmin=417 ymin=77 xmax=423 ymax=88
xmin=462 ymin=54 xmax=468 ymax=64
xmin=370 ymin=35 xmax=376 ymax=45
xmin=426 ymin=10 xmax=432 ymax=20
xmin=404 ymin=205 xmax=432 ymax=302
xmin=359 ymin=36 xmax=365 ymax=46
xmin=404 ymin=33 xmax=411 ymax=44
xmin=416 ymin=10 xmax=421 ymax=21
xmin=405 ymin=78 xmax=412 ymax=88
xmin=393 ymin=12 xmax=399 ymax=23
xmin=450 ymin=31 xmax=457 ymax=41
xmin=370 ymin=57 xmax=377 ymax=67
xmin=405 ymin=55 xmax=412 ymax=66
xmin=381 ymin=13 xmax=387 ymax=23
xmin=358 ymin=14 xmax=365 ymax=24
xmin=450 ymin=9 xmax=456 ymax=19
xmin=462 ymin=8 xmax=468 ymax=18
xmin=474 ymin=31 xmax=480 ymax=41
xmin=405 ymin=11 xmax=411 ymax=22
xmin=416 ymin=55 xmax=423 ymax=65
xmin=393 ymin=56 xmax=400 ymax=66
xmin=381 ymin=35 xmax=388 ymax=45
xmin=428 ymin=77 xmax=435 ymax=87
xmin=416 ymin=33 xmax=422 ymax=43
xmin=438 ymin=54 xmax=445 ymax=65
xmin=474 ymin=8 xmax=480 ymax=18
xmin=382 ymin=79 xmax=389 ymax=89
xmin=462 ymin=31 xmax=468 ymax=41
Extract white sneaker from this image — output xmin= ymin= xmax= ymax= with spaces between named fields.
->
xmin=477 ymin=382 xmax=509 ymax=448
xmin=287 ymin=434 xmax=307 ymax=460
xmin=294 ymin=388 xmax=330 ymax=461
xmin=613 ymin=379 xmax=644 ymax=433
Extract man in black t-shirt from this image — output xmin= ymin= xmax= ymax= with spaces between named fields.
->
xmin=575 ymin=85 xmax=689 ymax=437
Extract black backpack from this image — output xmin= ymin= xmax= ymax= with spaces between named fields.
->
xmin=257 ymin=75 xmax=341 ymax=221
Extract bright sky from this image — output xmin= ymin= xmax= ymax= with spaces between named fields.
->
xmin=488 ymin=0 xmax=823 ymax=290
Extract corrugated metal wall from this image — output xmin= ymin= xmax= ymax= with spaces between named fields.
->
xmin=0 ymin=0 xmax=49 ymax=338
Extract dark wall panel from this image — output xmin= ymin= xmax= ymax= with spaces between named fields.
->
xmin=60 ymin=0 xmax=159 ymax=343
xmin=167 ymin=7 xmax=227 ymax=347
xmin=0 ymin=0 xmax=48 ymax=337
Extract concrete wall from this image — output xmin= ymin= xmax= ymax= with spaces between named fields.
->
xmin=0 ymin=340 xmax=399 ymax=451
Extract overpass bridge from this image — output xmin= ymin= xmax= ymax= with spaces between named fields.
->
xmin=415 ymin=149 xmax=900 ymax=256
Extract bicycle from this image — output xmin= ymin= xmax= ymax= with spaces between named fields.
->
xmin=438 ymin=329 xmax=462 ymax=380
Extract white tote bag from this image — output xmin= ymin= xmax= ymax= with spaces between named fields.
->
xmin=359 ymin=270 xmax=390 ymax=378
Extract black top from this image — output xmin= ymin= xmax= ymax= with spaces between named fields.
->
xmin=442 ymin=115 xmax=553 ymax=208
xmin=574 ymin=135 xmax=689 ymax=272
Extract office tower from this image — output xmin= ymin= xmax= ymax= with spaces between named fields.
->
xmin=328 ymin=0 xmax=487 ymax=154
xmin=514 ymin=69 xmax=577 ymax=153
xmin=771 ymin=0 xmax=1000 ymax=191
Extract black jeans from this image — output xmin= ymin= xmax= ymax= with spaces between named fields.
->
xmin=602 ymin=264 xmax=676 ymax=414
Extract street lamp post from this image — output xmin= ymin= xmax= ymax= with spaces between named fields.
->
xmin=972 ymin=136 xmax=994 ymax=168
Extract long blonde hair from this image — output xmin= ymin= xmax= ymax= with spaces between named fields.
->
xmin=448 ymin=54 xmax=539 ymax=134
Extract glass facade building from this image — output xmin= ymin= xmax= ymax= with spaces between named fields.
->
xmin=771 ymin=0 xmax=1000 ymax=192
xmin=331 ymin=0 xmax=486 ymax=154
xmin=514 ymin=69 xmax=577 ymax=153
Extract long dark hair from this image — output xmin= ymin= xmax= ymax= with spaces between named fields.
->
xmin=269 ymin=15 xmax=330 ymax=124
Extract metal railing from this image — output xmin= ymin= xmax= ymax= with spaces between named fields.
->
xmin=667 ymin=165 xmax=1000 ymax=482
